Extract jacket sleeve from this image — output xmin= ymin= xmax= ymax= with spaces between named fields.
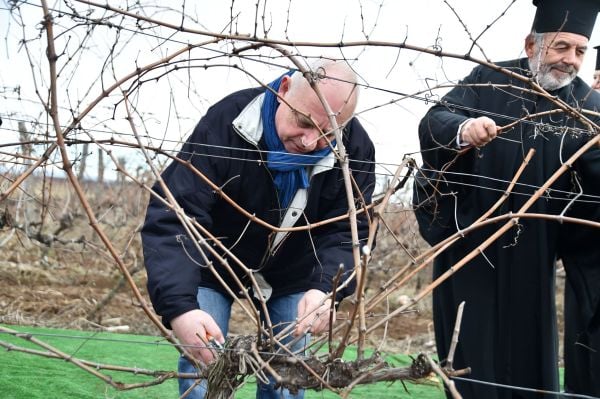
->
xmin=307 ymin=117 xmax=376 ymax=300
xmin=141 ymin=111 xmax=230 ymax=328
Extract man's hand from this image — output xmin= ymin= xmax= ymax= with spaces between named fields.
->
xmin=294 ymin=289 xmax=334 ymax=336
xmin=170 ymin=309 xmax=224 ymax=365
xmin=459 ymin=116 xmax=498 ymax=147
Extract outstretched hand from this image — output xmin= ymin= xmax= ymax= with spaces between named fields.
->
xmin=294 ymin=289 xmax=334 ymax=337
xmin=170 ymin=309 xmax=225 ymax=365
xmin=459 ymin=116 xmax=498 ymax=147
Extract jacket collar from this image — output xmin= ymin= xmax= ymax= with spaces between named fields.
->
xmin=232 ymin=93 xmax=264 ymax=145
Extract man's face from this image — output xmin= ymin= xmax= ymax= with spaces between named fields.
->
xmin=593 ymin=70 xmax=600 ymax=91
xmin=274 ymin=76 xmax=348 ymax=154
xmin=526 ymin=32 xmax=588 ymax=91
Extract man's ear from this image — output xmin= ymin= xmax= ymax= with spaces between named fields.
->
xmin=525 ymin=34 xmax=536 ymax=58
xmin=278 ymin=75 xmax=291 ymax=97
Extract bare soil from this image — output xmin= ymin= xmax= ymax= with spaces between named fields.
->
xmin=0 ymin=180 xmax=564 ymax=359
xmin=0 ymin=259 xmax=436 ymax=355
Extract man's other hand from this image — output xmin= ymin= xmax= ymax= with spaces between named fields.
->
xmin=294 ymin=289 xmax=334 ymax=336
xmin=171 ymin=309 xmax=224 ymax=365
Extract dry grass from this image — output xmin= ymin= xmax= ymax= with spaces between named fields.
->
xmin=0 ymin=177 xmax=436 ymax=353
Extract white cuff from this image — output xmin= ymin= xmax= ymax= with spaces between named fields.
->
xmin=456 ymin=118 xmax=474 ymax=147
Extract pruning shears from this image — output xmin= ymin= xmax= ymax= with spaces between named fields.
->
xmin=206 ymin=334 xmax=224 ymax=350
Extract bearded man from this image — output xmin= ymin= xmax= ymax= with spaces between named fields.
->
xmin=412 ymin=0 xmax=600 ymax=398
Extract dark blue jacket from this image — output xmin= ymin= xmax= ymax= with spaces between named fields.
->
xmin=142 ymin=87 xmax=376 ymax=327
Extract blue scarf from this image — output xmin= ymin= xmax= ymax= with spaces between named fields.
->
xmin=261 ymin=73 xmax=333 ymax=208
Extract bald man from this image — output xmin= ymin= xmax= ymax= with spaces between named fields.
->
xmin=142 ymin=60 xmax=375 ymax=399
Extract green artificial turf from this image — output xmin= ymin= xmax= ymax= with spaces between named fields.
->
xmin=0 ymin=324 xmax=445 ymax=398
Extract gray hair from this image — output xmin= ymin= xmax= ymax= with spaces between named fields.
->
xmin=529 ymin=30 xmax=545 ymax=48
xmin=527 ymin=30 xmax=546 ymax=73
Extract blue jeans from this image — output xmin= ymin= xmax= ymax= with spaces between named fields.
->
xmin=179 ymin=287 xmax=309 ymax=399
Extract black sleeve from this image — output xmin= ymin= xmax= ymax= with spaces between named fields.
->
xmin=141 ymin=105 xmax=234 ymax=327
xmin=413 ymin=66 xmax=483 ymax=245
xmin=418 ymin=66 xmax=485 ymax=174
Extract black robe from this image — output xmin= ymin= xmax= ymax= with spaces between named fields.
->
xmin=559 ymin=202 xmax=600 ymax=397
xmin=413 ymin=58 xmax=600 ymax=399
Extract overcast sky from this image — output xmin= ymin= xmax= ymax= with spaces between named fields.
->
xmin=1 ymin=0 xmax=599 ymax=194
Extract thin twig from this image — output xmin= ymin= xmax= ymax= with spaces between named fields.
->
xmin=425 ymin=354 xmax=463 ymax=399
xmin=446 ymin=301 xmax=465 ymax=371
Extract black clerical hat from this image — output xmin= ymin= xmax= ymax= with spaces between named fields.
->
xmin=532 ymin=0 xmax=600 ymax=39
xmin=595 ymin=45 xmax=600 ymax=70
